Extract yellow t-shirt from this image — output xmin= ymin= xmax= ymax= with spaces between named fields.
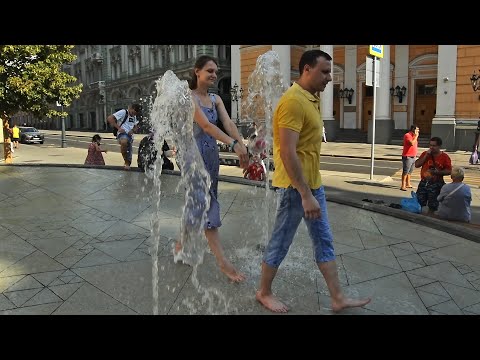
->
xmin=272 ymin=82 xmax=322 ymax=189
xmin=12 ymin=126 xmax=20 ymax=138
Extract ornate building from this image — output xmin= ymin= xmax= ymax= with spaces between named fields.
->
xmin=23 ymin=45 xmax=231 ymax=132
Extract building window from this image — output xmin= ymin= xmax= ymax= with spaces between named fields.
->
xmin=417 ymin=84 xmax=437 ymax=95
xmin=184 ymin=45 xmax=189 ymax=61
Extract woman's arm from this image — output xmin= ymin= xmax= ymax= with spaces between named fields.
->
xmin=215 ymin=94 xmax=244 ymax=142
xmin=193 ymin=99 xmax=249 ymax=168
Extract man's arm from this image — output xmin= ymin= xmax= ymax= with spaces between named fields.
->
xmin=279 ymin=128 xmax=320 ymax=219
xmin=408 ymin=129 xmax=419 ymax=145
xmin=107 ymin=114 xmax=119 ymax=130
xmin=129 ymin=123 xmax=139 ymax=136
xmin=437 ymin=183 xmax=448 ymax=202
xmin=415 ymin=151 xmax=429 ymax=168
xmin=433 ymin=154 xmax=452 ymax=176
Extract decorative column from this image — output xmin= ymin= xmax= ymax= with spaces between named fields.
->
xmin=431 ymin=45 xmax=457 ymax=150
xmin=272 ymin=45 xmax=291 ymax=87
xmin=393 ymin=45 xmax=409 ymax=130
xmin=320 ymin=45 xmax=336 ymax=140
xmin=368 ymin=45 xmax=394 ymax=144
xmin=344 ymin=45 xmax=357 ymax=129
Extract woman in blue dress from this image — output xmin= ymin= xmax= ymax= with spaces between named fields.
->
xmin=175 ymin=55 xmax=249 ymax=283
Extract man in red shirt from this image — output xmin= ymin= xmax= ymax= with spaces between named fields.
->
xmin=414 ymin=136 xmax=452 ymax=214
xmin=401 ymin=125 xmax=419 ymax=191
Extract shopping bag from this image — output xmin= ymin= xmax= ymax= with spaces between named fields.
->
xmin=400 ymin=191 xmax=422 ymax=214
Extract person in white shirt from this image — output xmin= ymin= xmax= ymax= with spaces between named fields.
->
xmin=107 ymin=103 xmax=141 ymax=170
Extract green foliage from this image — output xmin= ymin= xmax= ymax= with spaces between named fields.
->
xmin=0 ymin=45 xmax=83 ymax=119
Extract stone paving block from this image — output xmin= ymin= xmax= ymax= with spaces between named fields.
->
xmin=4 ymin=288 xmax=43 ymax=307
xmin=6 ymin=275 xmax=44 ymax=292
xmin=23 ymin=288 xmax=62 ymax=307
xmin=428 ymin=300 xmax=463 ymax=315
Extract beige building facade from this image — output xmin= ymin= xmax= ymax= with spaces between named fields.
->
xmin=235 ymin=45 xmax=480 ymax=150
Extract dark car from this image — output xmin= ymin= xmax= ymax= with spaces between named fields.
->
xmin=19 ymin=126 xmax=44 ymax=144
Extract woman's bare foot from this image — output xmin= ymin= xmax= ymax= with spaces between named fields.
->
xmin=331 ymin=297 xmax=371 ymax=313
xmin=219 ymin=261 xmax=246 ymax=283
xmin=174 ymin=241 xmax=182 ymax=255
xmin=256 ymin=291 xmax=289 ymax=313
xmin=400 ymin=187 xmax=407 ymax=191
xmin=172 ymin=241 xmax=191 ymax=265
xmin=406 ymin=185 xmax=413 ymax=188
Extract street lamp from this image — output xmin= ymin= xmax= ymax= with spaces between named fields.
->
xmin=230 ymin=82 xmax=244 ymax=124
xmin=56 ymin=101 xmax=66 ymax=148
xmin=470 ymin=69 xmax=480 ymax=92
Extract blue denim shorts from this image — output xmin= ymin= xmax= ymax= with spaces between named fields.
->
xmin=263 ymin=186 xmax=336 ymax=267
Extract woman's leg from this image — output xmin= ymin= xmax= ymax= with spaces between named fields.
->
xmin=205 ymin=228 xmax=245 ymax=283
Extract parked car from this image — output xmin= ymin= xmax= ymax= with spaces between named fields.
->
xmin=19 ymin=127 xmax=44 ymax=144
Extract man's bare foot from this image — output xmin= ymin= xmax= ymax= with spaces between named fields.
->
xmin=256 ymin=291 xmax=289 ymax=313
xmin=219 ymin=261 xmax=246 ymax=283
xmin=332 ymin=297 xmax=371 ymax=313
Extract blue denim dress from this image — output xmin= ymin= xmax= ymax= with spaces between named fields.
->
xmin=193 ymin=93 xmax=221 ymax=229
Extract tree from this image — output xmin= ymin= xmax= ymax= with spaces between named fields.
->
xmin=0 ymin=45 xmax=83 ymax=119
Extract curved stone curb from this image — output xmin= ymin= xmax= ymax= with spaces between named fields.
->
xmin=3 ymin=163 xmax=478 ymax=243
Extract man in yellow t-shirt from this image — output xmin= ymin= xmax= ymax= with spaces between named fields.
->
xmin=256 ymin=49 xmax=371 ymax=314
xmin=12 ymin=124 xmax=20 ymax=149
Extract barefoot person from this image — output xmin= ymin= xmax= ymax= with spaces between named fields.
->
xmin=256 ymin=50 xmax=371 ymax=313
xmin=174 ymin=55 xmax=249 ymax=283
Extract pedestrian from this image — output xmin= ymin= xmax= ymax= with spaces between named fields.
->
xmin=414 ymin=136 xmax=452 ymax=215
xmin=106 ymin=103 xmax=141 ymax=170
xmin=12 ymin=124 xmax=20 ymax=149
xmin=84 ymin=134 xmax=107 ymax=165
xmin=436 ymin=166 xmax=471 ymax=223
xmin=401 ymin=124 xmax=419 ymax=191
xmin=255 ymin=49 xmax=371 ymax=313
xmin=173 ymin=55 xmax=249 ymax=283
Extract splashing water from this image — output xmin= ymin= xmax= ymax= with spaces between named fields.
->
xmin=148 ymin=70 xmax=230 ymax=315
xmin=244 ymin=51 xmax=287 ymax=248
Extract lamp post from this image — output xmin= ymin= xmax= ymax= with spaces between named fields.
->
xmin=470 ymin=69 xmax=480 ymax=92
xmin=389 ymin=85 xmax=407 ymax=103
xmin=57 ymin=101 xmax=66 ymax=148
xmin=230 ymin=82 xmax=244 ymax=124
xmin=339 ymin=87 xmax=355 ymax=104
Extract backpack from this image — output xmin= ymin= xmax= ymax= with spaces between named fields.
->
xmin=112 ymin=109 xmax=129 ymax=136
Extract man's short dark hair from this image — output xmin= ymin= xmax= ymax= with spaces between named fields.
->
xmin=410 ymin=124 xmax=418 ymax=132
xmin=299 ymin=50 xmax=332 ymax=75
xmin=131 ymin=103 xmax=142 ymax=114
xmin=430 ymin=136 xmax=442 ymax=146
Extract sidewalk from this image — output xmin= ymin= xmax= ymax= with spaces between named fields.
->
xmin=1 ymin=165 xmax=480 ymax=315
xmin=39 ymin=129 xmax=476 ymax=165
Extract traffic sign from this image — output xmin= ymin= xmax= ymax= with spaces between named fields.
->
xmin=366 ymin=56 xmax=380 ymax=87
xmin=369 ymin=45 xmax=384 ymax=59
